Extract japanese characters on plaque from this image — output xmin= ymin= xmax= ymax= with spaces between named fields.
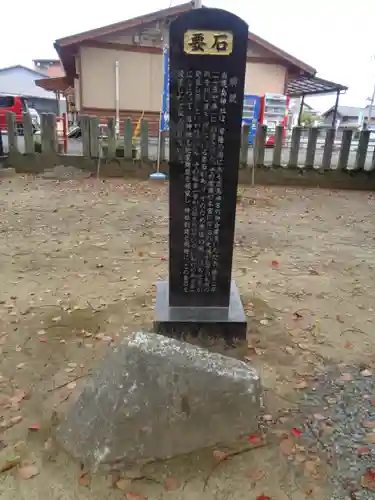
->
xmin=175 ymin=67 xmax=239 ymax=294
xmin=184 ymin=30 xmax=233 ymax=56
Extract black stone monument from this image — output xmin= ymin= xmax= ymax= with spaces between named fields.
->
xmin=154 ymin=8 xmax=248 ymax=348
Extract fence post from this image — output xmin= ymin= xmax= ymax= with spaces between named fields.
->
xmin=337 ymin=129 xmax=352 ymax=170
xmin=305 ymin=127 xmax=318 ymax=168
xmin=321 ymin=128 xmax=335 ymax=169
xmin=23 ymin=112 xmax=34 ymax=154
xmin=140 ymin=119 xmax=148 ymax=160
xmin=123 ymin=119 xmax=133 ymax=159
xmin=354 ymin=129 xmax=370 ymax=171
xmin=89 ymin=116 xmax=100 ymax=158
xmin=272 ymin=125 xmax=284 ymax=167
xmin=255 ymin=124 xmax=266 ymax=166
xmin=80 ymin=115 xmax=91 ymax=158
xmin=288 ymin=126 xmax=302 ymax=168
xmin=240 ymin=125 xmax=249 ymax=167
xmin=107 ymin=117 xmax=116 ymax=158
xmin=6 ymin=112 xmax=18 ymax=154
xmin=159 ymin=130 xmax=166 ymax=163
xmin=41 ymin=113 xmax=57 ymax=153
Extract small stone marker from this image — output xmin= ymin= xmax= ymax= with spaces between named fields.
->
xmin=56 ymin=332 xmax=261 ymax=472
xmin=154 ymin=8 xmax=248 ymax=348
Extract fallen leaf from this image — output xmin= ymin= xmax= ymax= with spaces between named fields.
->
xmin=115 ymin=478 xmax=131 ymax=491
xmin=280 ymin=438 xmax=294 ymax=455
xmin=160 ymin=256 xmax=168 ymax=261
xmin=363 ymin=421 xmax=375 ymax=429
xmin=248 ymin=434 xmax=262 ymax=445
xmin=365 ymin=433 xmax=375 ymax=444
xmin=294 ymin=381 xmax=308 ymax=389
xmin=10 ymin=391 xmax=26 ymax=404
xmin=291 ymin=427 xmax=302 ymax=437
xmin=257 ymin=495 xmax=271 ymax=500
xmin=271 ymin=260 xmax=279 ymax=268
xmin=28 ymin=424 xmax=41 ymax=431
xmin=78 ymin=472 xmax=90 ymax=486
xmin=67 ymin=382 xmax=77 ymax=390
xmin=336 ymin=314 xmax=345 ymax=323
xmin=357 ymin=446 xmax=371 ymax=456
xmin=308 ymin=268 xmax=319 ymax=275
xmin=212 ymin=450 xmax=227 ymax=461
xmin=51 ymin=316 xmax=62 ymax=322
xmin=361 ymin=369 xmax=373 ymax=377
xmin=260 ymin=319 xmax=269 ymax=326
xmin=126 ymin=493 xmax=146 ymax=500
xmin=0 ymin=456 xmax=21 ymax=473
xmin=39 ymin=338 xmax=48 ymax=343
xmin=18 ymin=465 xmax=39 ymax=480
xmin=247 ymin=469 xmax=265 ymax=482
xmin=361 ymin=468 xmax=375 ymax=491
xmin=164 ymin=476 xmax=179 ymax=491
xmin=344 ymin=342 xmax=353 ymax=349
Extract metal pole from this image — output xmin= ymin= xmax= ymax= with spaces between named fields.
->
xmin=192 ymin=0 xmax=202 ymax=7
xmin=0 ymin=129 xmax=3 ymax=156
xmin=115 ymin=61 xmax=120 ymax=137
xmin=297 ymin=95 xmax=305 ymax=126
xmin=331 ymin=90 xmax=340 ymax=127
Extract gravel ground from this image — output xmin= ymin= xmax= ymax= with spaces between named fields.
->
xmin=0 ymin=172 xmax=374 ymax=500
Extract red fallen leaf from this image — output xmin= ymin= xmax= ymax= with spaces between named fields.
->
xmin=357 ymin=446 xmax=371 ymax=456
xmin=78 ymin=472 xmax=90 ymax=486
xmin=160 ymin=256 xmax=168 ymax=261
xmin=257 ymin=495 xmax=271 ymax=500
xmin=361 ymin=468 xmax=375 ymax=491
xmin=248 ymin=434 xmax=261 ymax=444
xmin=271 ymin=260 xmax=279 ymax=268
xmin=291 ymin=427 xmax=302 ymax=437
xmin=28 ymin=424 xmax=41 ymax=431
xmin=39 ymin=338 xmax=48 ymax=343
xmin=163 ymin=476 xmax=179 ymax=491
xmin=126 ymin=493 xmax=146 ymax=500
xmin=344 ymin=343 xmax=353 ymax=349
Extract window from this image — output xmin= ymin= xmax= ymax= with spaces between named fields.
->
xmin=21 ymin=98 xmax=28 ymax=112
xmin=0 ymin=95 xmax=15 ymax=108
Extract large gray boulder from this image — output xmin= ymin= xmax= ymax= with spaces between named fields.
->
xmin=56 ymin=332 xmax=261 ymax=472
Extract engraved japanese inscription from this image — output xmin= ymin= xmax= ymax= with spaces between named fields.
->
xmin=184 ymin=30 xmax=233 ymax=56
xmin=168 ymin=8 xmax=248 ymax=309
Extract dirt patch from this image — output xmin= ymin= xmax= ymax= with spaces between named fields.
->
xmin=0 ymin=175 xmax=374 ymax=499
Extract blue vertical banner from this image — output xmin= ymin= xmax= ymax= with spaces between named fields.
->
xmin=160 ymin=45 xmax=169 ymax=132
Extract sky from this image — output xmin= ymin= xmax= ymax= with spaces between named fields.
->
xmin=1 ymin=0 xmax=374 ymax=111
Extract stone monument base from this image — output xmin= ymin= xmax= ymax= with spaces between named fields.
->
xmin=154 ymin=280 xmax=247 ymax=355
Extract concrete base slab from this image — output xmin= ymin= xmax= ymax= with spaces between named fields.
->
xmin=56 ymin=332 xmax=261 ymax=473
xmin=154 ymin=280 xmax=247 ymax=351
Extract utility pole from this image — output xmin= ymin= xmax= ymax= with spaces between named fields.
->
xmin=366 ymin=83 xmax=375 ymax=130
xmin=192 ymin=0 xmax=202 ymax=8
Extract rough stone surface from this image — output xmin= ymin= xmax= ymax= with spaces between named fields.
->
xmin=56 ymin=331 xmax=261 ymax=472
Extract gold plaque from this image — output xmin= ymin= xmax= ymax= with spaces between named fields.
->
xmin=184 ymin=30 xmax=233 ymax=56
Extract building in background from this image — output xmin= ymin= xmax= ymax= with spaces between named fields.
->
xmin=39 ymin=2 xmax=318 ymax=135
xmin=0 ymin=65 xmax=63 ymax=114
xmin=321 ymin=105 xmax=375 ymax=130
xmin=33 ymin=59 xmax=65 ymax=78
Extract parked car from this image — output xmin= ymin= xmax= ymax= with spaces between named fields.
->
xmin=0 ymin=95 xmax=39 ymax=134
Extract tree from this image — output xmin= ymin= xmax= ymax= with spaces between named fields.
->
xmin=300 ymin=110 xmax=320 ymax=126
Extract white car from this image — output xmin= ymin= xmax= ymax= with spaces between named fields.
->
xmin=28 ymin=108 xmax=40 ymax=133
